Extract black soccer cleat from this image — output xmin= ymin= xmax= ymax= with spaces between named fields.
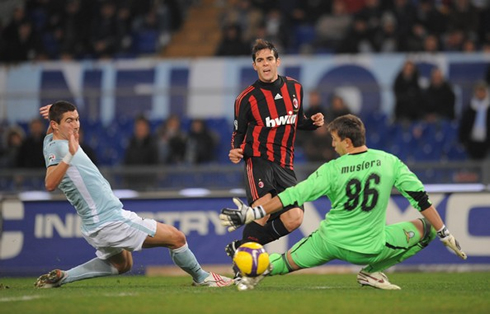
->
xmin=225 ymin=240 xmax=240 ymax=257
xmin=225 ymin=240 xmax=243 ymax=282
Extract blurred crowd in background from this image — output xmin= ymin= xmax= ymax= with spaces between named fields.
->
xmin=1 ymin=0 xmax=490 ymax=62
xmin=1 ymin=63 xmax=489 ymax=172
xmin=216 ymin=0 xmax=490 ymax=56
xmin=1 ymin=0 xmax=490 ymax=190
xmin=0 ymin=0 xmax=189 ymax=62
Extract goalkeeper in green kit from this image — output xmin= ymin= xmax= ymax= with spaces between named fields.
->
xmin=220 ymin=114 xmax=467 ymax=291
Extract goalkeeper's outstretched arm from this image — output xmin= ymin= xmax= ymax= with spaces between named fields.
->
xmin=421 ymin=205 xmax=467 ymax=260
xmin=258 ymin=196 xmax=284 ymax=215
xmin=220 ymin=196 xmax=285 ymax=232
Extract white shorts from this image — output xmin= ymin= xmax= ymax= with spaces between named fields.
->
xmin=83 ymin=210 xmax=157 ymax=260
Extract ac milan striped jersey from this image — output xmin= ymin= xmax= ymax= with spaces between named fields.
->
xmin=232 ymin=76 xmax=318 ymax=170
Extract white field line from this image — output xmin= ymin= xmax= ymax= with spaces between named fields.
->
xmin=0 ymin=295 xmax=44 ymax=302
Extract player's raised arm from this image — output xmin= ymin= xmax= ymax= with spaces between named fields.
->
xmin=45 ymin=129 xmax=79 ymax=191
xmin=40 ymin=104 xmax=53 ymax=134
xmin=44 ymin=106 xmax=80 ymax=191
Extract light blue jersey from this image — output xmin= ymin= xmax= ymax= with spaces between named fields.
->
xmin=43 ymin=133 xmax=124 ymax=234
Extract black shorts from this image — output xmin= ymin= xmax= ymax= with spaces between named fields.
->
xmin=243 ymin=157 xmax=304 ymax=220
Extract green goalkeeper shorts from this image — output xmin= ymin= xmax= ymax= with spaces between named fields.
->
xmin=289 ymin=221 xmax=423 ymax=269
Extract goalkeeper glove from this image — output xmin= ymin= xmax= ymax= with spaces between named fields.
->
xmin=437 ymin=225 xmax=467 ymax=260
xmin=219 ymin=197 xmax=266 ymax=232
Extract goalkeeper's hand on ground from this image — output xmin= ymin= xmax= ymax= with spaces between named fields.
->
xmin=437 ymin=225 xmax=467 ymax=260
xmin=219 ymin=197 xmax=266 ymax=232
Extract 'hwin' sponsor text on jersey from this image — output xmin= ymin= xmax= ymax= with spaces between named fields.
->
xmin=265 ymin=111 xmax=297 ymax=127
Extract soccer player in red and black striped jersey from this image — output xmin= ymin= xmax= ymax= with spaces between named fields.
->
xmin=226 ymin=39 xmax=324 ymax=279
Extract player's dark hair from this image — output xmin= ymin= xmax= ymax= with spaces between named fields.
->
xmin=327 ymin=114 xmax=366 ymax=147
xmin=252 ymin=39 xmax=279 ymax=62
xmin=49 ymin=100 xmax=77 ymax=123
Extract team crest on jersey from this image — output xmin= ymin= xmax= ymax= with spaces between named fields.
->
xmin=293 ymin=96 xmax=298 ymax=109
xmin=258 ymin=180 xmax=264 ymax=189
xmin=48 ymin=153 xmax=56 ymax=163
xmin=404 ymin=229 xmax=415 ymax=243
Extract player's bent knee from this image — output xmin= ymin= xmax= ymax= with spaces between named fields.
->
xmin=283 ymin=217 xmax=301 ymax=231
xmin=117 ymin=261 xmax=132 ymax=274
xmin=148 ymin=223 xmax=186 ymax=249
xmin=111 ymin=260 xmax=132 ymax=274
xmin=172 ymin=230 xmax=186 ymax=248
xmin=164 ymin=227 xmax=186 ymax=250
xmin=282 ymin=208 xmax=304 ymax=231
xmin=111 ymin=251 xmax=133 ymax=274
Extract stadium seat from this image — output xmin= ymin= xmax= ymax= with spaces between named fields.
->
xmin=29 ymin=9 xmax=47 ymax=32
xmin=387 ymin=123 xmax=414 ymax=161
xmin=42 ymin=33 xmax=59 ymax=58
xmin=114 ymin=52 xmax=138 ymax=59
xmin=291 ymin=25 xmax=316 ymax=52
xmin=205 ymin=118 xmax=232 ymax=164
xmin=444 ymin=143 xmax=468 ymax=161
xmin=413 ymin=143 xmax=437 ymax=161
xmin=133 ymin=30 xmax=158 ymax=54
xmin=294 ymin=146 xmax=307 ymax=164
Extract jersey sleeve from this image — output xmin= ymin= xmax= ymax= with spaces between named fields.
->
xmin=278 ymin=163 xmax=331 ymax=207
xmin=44 ymin=135 xmax=69 ymax=168
xmin=296 ymin=86 xmax=318 ymax=131
xmin=393 ymin=158 xmax=432 ymax=211
xmin=296 ymin=112 xmax=317 ymax=130
xmin=231 ymin=93 xmax=251 ymax=149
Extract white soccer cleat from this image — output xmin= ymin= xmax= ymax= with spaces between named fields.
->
xmin=34 ymin=269 xmax=67 ymax=288
xmin=357 ymin=270 xmax=401 ymax=290
xmin=236 ymin=264 xmax=271 ymax=291
xmin=192 ymin=272 xmax=234 ymax=287
xmin=236 ymin=276 xmax=261 ymax=291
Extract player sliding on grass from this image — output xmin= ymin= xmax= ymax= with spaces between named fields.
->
xmin=220 ymin=114 xmax=467 ymax=291
xmin=35 ymin=101 xmax=233 ymax=288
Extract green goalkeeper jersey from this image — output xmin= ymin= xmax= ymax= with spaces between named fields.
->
xmin=278 ymin=149 xmax=431 ymax=254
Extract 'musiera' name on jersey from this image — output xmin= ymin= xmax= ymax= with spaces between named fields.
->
xmin=265 ymin=111 xmax=297 ymax=127
xmin=341 ymin=159 xmax=382 ymax=174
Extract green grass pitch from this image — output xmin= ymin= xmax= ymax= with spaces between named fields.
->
xmin=1 ymin=272 xmax=489 ymax=314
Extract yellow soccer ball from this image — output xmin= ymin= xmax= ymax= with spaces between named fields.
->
xmin=233 ymin=242 xmax=270 ymax=277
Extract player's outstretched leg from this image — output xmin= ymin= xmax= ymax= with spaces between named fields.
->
xmin=358 ymin=219 xmax=437 ymax=290
xmin=34 ymin=257 xmax=119 ymax=288
xmin=170 ymin=242 xmax=233 ymax=287
xmin=34 ymin=269 xmax=67 ymax=288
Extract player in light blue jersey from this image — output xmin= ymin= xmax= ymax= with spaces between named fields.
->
xmin=34 ymin=101 xmax=233 ymax=288
xmin=220 ymin=114 xmax=467 ymax=291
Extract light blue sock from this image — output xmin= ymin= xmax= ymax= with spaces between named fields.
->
xmin=170 ymin=243 xmax=209 ymax=283
xmin=63 ymin=258 xmax=118 ymax=284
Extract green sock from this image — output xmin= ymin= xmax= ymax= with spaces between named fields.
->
xmin=270 ymin=253 xmax=294 ymax=276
